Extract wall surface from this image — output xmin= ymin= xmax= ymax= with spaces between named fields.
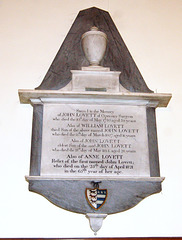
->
xmin=0 ymin=0 xmax=181 ymax=238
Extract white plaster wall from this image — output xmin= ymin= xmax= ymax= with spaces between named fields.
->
xmin=0 ymin=0 xmax=181 ymax=237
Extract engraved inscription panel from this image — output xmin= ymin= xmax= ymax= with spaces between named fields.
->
xmin=41 ymin=104 xmax=150 ymax=177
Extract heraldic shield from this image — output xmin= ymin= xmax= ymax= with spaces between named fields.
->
xmin=86 ymin=188 xmax=107 ymax=210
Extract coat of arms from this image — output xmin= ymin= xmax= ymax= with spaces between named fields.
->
xmin=86 ymin=187 xmax=107 ymax=210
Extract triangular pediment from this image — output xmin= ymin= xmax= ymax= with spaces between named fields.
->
xmin=36 ymin=7 xmax=152 ymax=93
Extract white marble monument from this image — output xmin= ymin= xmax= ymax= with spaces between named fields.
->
xmin=19 ymin=9 xmax=171 ymax=234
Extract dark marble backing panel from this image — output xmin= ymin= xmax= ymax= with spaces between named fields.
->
xmin=36 ymin=7 xmax=152 ymax=93
xmin=147 ymin=107 xmax=160 ymax=177
xmin=30 ymin=105 xmax=43 ymax=176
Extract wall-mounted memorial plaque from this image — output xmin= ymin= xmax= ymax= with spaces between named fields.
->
xmin=41 ymin=104 xmax=149 ymax=177
xmin=19 ymin=7 xmax=171 ymax=234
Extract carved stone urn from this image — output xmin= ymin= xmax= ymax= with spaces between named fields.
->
xmin=81 ymin=26 xmax=107 ymax=66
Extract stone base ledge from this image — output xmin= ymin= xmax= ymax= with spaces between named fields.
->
xmin=25 ymin=176 xmax=164 ymax=182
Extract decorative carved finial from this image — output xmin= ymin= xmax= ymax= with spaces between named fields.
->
xmin=86 ymin=213 xmax=107 ymax=234
xmin=81 ymin=26 xmax=107 ymax=66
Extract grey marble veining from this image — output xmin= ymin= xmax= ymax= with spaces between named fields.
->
xmin=35 ymin=7 xmax=152 ymax=93
xmin=28 ymin=178 xmax=162 ymax=214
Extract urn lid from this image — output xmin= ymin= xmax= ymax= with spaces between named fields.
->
xmin=81 ymin=26 xmax=107 ymax=40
